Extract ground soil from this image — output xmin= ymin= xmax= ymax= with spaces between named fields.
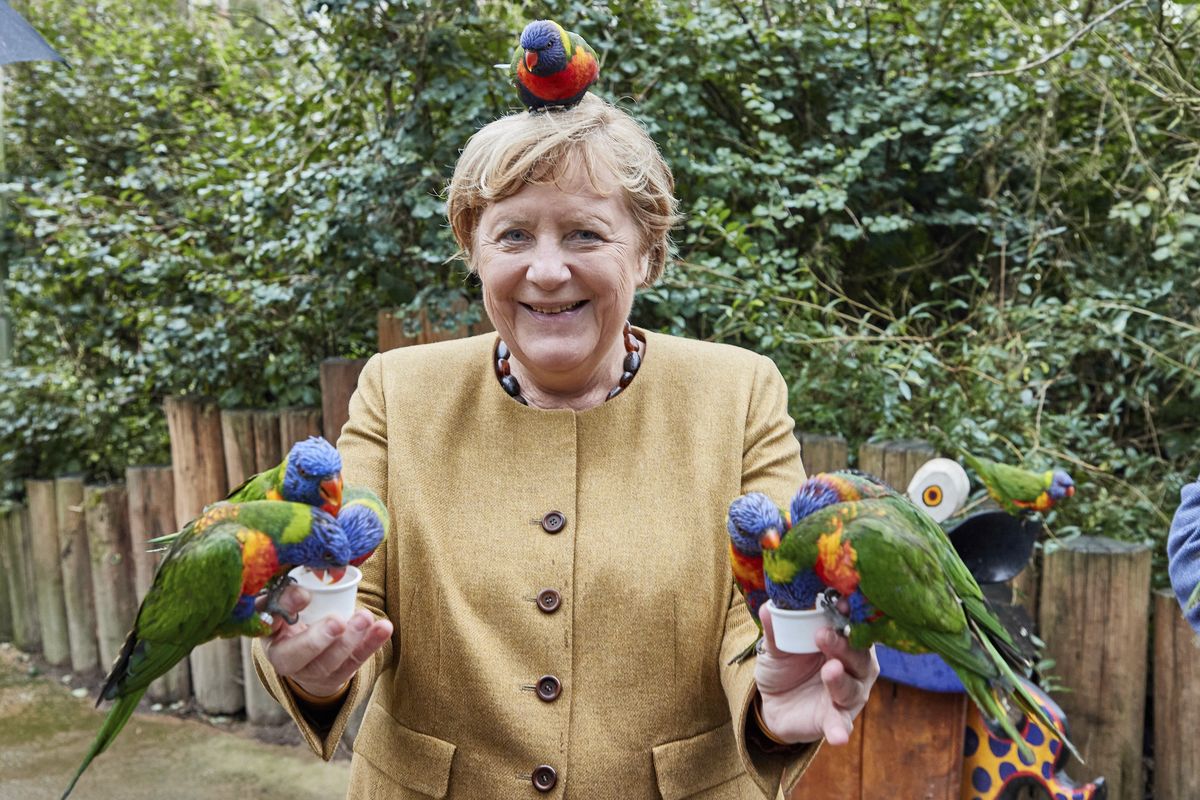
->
xmin=0 ymin=643 xmax=350 ymax=799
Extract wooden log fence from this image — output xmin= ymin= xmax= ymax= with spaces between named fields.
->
xmin=84 ymin=484 xmax=138 ymax=674
xmin=56 ymin=475 xmax=99 ymax=674
xmin=1 ymin=505 xmax=40 ymax=651
xmin=0 ymin=512 xmax=11 ymax=642
xmin=27 ymin=479 xmax=70 ymax=666
xmin=320 ymin=358 xmax=368 ymax=445
xmin=1152 ymin=588 xmax=1200 ymax=800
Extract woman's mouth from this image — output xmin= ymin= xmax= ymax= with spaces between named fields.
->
xmin=522 ymin=300 xmax=587 ymax=315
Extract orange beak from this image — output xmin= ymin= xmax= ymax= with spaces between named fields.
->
xmin=1066 ymin=485 xmax=1075 ymax=498
xmin=310 ymin=566 xmax=348 ymax=584
xmin=319 ymin=475 xmax=343 ymax=515
xmin=760 ymin=527 xmax=781 ymax=551
xmin=525 ymin=50 xmax=538 ymax=70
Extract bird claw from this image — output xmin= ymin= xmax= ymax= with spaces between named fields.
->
xmin=820 ymin=589 xmax=852 ymax=634
xmin=260 ymin=575 xmax=300 ymax=625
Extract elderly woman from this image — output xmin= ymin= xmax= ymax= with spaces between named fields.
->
xmin=253 ymin=94 xmax=878 ymax=799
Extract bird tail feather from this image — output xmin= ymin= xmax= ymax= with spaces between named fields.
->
xmin=61 ymin=690 xmax=144 ymax=799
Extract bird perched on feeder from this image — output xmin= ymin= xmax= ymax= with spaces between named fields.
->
xmin=960 ymin=451 xmax=1075 ymax=516
xmin=149 ymin=436 xmax=344 ymax=550
xmin=726 ymin=492 xmax=790 ymax=664
xmin=761 ymin=476 xmax=1079 ymax=762
xmin=310 ymin=484 xmax=389 ymax=583
xmin=61 ymin=500 xmax=351 ymax=799
xmin=511 ymin=19 xmax=599 ymax=110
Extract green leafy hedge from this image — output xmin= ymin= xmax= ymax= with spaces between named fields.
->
xmin=2 ymin=0 xmax=1197 ymax=579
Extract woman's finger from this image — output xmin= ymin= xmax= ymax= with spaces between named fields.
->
xmin=296 ymin=611 xmax=390 ymax=683
xmin=260 ymin=585 xmax=312 ymax=640
xmin=266 ymin=615 xmax=351 ymax=676
xmin=816 ymin=628 xmax=879 ymax=682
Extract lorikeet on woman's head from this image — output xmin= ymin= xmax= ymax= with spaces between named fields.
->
xmin=511 ymin=19 xmax=599 ymax=110
xmin=62 ymin=500 xmax=350 ymax=799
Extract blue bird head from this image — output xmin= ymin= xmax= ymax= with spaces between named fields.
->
xmin=340 ymin=498 xmax=388 ymax=567
xmin=790 ymin=477 xmax=844 ymax=526
xmin=520 ymin=19 xmax=568 ymax=75
xmin=282 ymin=437 xmax=343 ymax=515
xmin=727 ymin=492 xmax=785 ymax=555
xmin=1048 ymin=469 xmax=1075 ymax=501
xmin=277 ymin=508 xmax=351 ymax=579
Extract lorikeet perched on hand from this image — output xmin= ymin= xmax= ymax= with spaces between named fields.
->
xmin=310 ymin=485 xmax=389 ymax=582
xmin=61 ymin=501 xmax=350 ymax=799
xmin=511 ymin=19 xmax=599 ymax=110
xmin=961 ymin=451 xmax=1074 ymax=515
xmin=230 ymin=435 xmax=344 ymax=515
xmin=763 ymin=482 xmax=1079 ymax=762
xmin=726 ymin=492 xmax=789 ymax=664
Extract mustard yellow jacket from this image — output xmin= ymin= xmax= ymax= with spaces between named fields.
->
xmin=254 ymin=330 xmax=818 ymax=799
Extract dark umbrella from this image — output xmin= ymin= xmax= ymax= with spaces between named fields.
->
xmin=0 ymin=0 xmax=63 ymax=65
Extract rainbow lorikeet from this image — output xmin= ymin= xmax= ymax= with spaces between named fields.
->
xmin=960 ymin=451 xmax=1075 ymax=515
xmin=511 ymin=19 xmax=599 ymax=110
xmin=148 ymin=436 xmax=344 ymax=549
xmin=61 ymin=500 xmax=350 ymax=799
xmin=763 ymin=477 xmax=1080 ymax=762
xmin=310 ymin=485 xmax=389 ymax=582
xmin=726 ymin=492 xmax=789 ymax=664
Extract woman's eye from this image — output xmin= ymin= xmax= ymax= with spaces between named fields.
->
xmin=501 ymin=229 xmax=530 ymax=243
xmin=573 ymin=230 xmax=601 ymax=241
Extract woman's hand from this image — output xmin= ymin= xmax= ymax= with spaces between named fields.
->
xmin=260 ymin=585 xmax=393 ymax=698
xmin=754 ymin=603 xmax=879 ymax=745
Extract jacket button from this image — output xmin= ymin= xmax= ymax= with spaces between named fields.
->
xmin=536 ymin=588 xmax=561 ymax=614
xmin=536 ymin=675 xmax=562 ymax=702
xmin=541 ymin=511 xmax=566 ymax=533
xmin=532 ymin=764 xmax=557 ymax=792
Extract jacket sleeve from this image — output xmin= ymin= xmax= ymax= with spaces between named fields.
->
xmin=720 ymin=354 xmax=821 ymax=799
xmin=1167 ymin=475 xmax=1200 ymax=633
xmin=252 ymin=352 xmax=396 ymax=760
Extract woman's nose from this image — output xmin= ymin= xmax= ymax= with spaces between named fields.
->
xmin=525 ymin=241 xmax=571 ymax=288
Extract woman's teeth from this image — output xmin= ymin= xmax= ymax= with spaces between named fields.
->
xmin=528 ymin=301 xmax=585 ymax=314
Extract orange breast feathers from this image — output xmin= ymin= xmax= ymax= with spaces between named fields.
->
xmin=729 ymin=541 xmax=766 ymax=591
xmin=237 ymin=529 xmax=280 ymax=597
xmin=815 ymin=521 xmax=860 ymax=596
xmin=517 ymin=47 xmax=598 ymax=100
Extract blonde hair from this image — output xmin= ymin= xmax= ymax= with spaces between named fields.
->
xmin=446 ymin=94 xmax=679 ymax=285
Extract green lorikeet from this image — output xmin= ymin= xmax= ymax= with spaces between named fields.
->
xmin=763 ymin=477 xmax=1080 ymax=762
xmin=61 ymin=500 xmax=351 ymax=799
xmin=511 ymin=19 xmax=599 ymax=110
xmin=961 ymin=451 xmax=1075 ymax=515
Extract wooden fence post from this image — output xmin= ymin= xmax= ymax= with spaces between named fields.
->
xmin=793 ymin=440 xmax=965 ymax=800
xmin=56 ymin=475 xmax=99 ymax=674
xmin=1 ymin=506 xmax=40 ymax=651
xmin=795 ymin=432 xmax=849 ymax=475
xmin=221 ymin=408 xmax=289 ymax=725
xmin=126 ymin=465 xmax=190 ymax=703
xmin=1039 ymin=537 xmax=1151 ymax=800
xmin=377 ymin=303 xmax=493 ymax=353
xmin=165 ymin=395 xmax=243 ymax=714
xmin=279 ymin=407 xmax=322 ymax=448
xmin=320 ymin=358 xmax=368 ymax=445
xmin=1152 ymin=588 xmax=1200 ymax=800
xmin=26 ymin=479 xmax=70 ymax=665
xmin=84 ymin=484 xmax=137 ymax=673
xmin=0 ymin=510 xmax=11 ymax=641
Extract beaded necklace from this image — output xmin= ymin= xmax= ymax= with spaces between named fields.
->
xmin=495 ymin=320 xmax=642 ymax=406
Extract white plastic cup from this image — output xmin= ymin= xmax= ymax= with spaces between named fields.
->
xmin=766 ymin=599 xmax=832 ymax=654
xmin=289 ymin=565 xmax=363 ymax=626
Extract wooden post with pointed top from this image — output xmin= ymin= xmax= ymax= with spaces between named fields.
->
xmin=795 ymin=432 xmax=848 ymax=475
xmin=165 ymin=395 xmax=243 ymax=714
xmin=56 ymin=475 xmax=99 ymax=674
xmin=126 ymin=465 xmax=190 ymax=703
xmin=221 ymin=408 xmax=289 ymax=725
xmin=26 ymin=479 xmax=70 ymax=665
xmin=84 ymin=484 xmax=137 ymax=672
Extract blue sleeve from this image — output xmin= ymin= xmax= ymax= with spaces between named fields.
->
xmin=1167 ymin=476 xmax=1200 ymax=634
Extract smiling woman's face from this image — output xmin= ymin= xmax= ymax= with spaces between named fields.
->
xmin=474 ymin=162 xmax=648 ymax=403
